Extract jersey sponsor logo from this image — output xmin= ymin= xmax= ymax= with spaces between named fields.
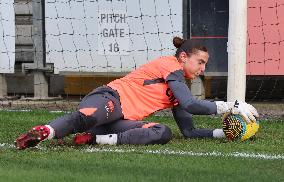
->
xmin=166 ymin=88 xmax=177 ymax=103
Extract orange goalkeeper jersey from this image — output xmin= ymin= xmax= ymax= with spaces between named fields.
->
xmin=107 ymin=56 xmax=185 ymax=120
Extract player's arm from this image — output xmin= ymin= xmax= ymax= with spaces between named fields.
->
xmin=166 ymin=70 xmax=259 ymax=122
xmin=168 ymin=79 xmax=217 ymax=115
xmin=166 ymin=70 xmax=217 ymax=115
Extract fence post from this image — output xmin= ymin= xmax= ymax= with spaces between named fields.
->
xmin=0 ymin=74 xmax=7 ymax=97
xmin=191 ymin=76 xmax=205 ymax=99
xmin=32 ymin=0 xmax=48 ymax=98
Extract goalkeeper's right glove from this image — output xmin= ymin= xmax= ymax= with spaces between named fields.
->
xmin=215 ymin=100 xmax=259 ymax=123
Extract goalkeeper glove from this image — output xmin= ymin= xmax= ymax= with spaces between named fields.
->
xmin=215 ymin=100 xmax=259 ymax=123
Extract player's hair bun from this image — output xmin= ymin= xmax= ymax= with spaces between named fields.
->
xmin=173 ymin=37 xmax=185 ymax=49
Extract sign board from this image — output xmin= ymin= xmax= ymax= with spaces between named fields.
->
xmin=45 ymin=0 xmax=183 ymax=74
xmin=98 ymin=10 xmax=129 ymax=55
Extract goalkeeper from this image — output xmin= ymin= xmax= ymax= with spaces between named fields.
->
xmin=15 ymin=37 xmax=258 ymax=149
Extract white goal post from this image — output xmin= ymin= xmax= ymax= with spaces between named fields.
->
xmin=227 ymin=0 xmax=247 ymax=102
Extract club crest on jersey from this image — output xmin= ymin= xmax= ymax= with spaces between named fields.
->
xmin=105 ymin=100 xmax=115 ymax=118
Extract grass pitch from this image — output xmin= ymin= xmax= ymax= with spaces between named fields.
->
xmin=0 ymin=110 xmax=283 ymax=182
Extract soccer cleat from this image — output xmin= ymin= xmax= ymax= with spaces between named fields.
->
xmin=15 ymin=125 xmax=51 ymax=150
xmin=73 ymin=132 xmax=94 ymax=145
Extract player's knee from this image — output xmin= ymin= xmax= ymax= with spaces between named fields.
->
xmin=152 ymin=124 xmax=172 ymax=144
xmin=79 ymin=107 xmax=98 ymax=118
xmin=78 ymin=109 xmax=98 ymax=129
xmin=160 ymin=125 xmax=172 ymax=144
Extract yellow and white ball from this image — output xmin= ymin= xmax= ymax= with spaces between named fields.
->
xmin=222 ymin=112 xmax=259 ymax=141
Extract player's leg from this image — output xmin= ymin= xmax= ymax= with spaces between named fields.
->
xmin=74 ymin=120 xmax=172 ymax=145
xmin=50 ymin=92 xmax=123 ymax=138
xmin=15 ymin=90 xmax=123 ymax=149
xmin=172 ymin=105 xmax=225 ymax=139
xmin=110 ymin=120 xmax=172 ymax=145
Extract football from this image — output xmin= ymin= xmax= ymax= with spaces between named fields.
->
xmin=222 ymin=112 xmax=260 ymax=141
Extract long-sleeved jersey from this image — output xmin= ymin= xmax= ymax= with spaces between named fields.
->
xmin=107 ymin=56 xmax=217 ymax=120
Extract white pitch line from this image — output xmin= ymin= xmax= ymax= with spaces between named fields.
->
xmin=2 ymin=143 xmax=284 ymax=161
xmin=0 ymin=143 xmax=14 ymax=148
xmin=84 ymin=147 xmax=284 ymax=160
xmin=1 ymin=142 xmax=283 ymax=160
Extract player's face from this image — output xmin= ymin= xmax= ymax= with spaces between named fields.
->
xmin=179 ymin=50 xmax=209 ymax=79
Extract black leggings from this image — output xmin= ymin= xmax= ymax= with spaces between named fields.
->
xmin=49 ymin=87 xmax=172 ymax=145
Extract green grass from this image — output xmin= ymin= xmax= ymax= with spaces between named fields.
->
xmin=0 ymin=110 xmax=283 ymax=182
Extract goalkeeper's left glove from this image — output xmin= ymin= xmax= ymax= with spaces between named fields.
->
xmin=215 ymin=100 xmax=259 ymax=123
